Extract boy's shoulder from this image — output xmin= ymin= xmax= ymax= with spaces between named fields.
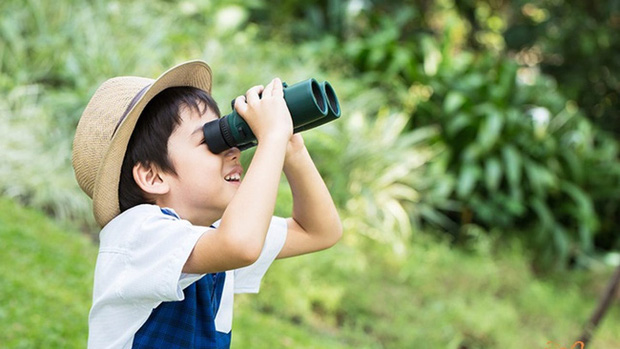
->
xmin=103 ymin=204 xmax=170 ymax=229
xmin=99 ymin=204 xmax=203 ymax=247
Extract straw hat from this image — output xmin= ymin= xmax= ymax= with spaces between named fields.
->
xmin=72 ymin=60 xmax=212 ymax=227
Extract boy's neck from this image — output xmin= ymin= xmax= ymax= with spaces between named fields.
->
xmin=154 ymin=197 xmax=220 ymax=227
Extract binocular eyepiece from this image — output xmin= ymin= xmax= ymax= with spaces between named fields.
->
xmin=203 ymin=78 xmax=341 ymax=154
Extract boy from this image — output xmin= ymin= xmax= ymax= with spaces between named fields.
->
xmin=72 ymin=60 xmax=342 ymax=348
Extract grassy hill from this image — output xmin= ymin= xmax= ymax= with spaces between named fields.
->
xmin=2 ymin=197 xmax=620 ymax=348
xmin=0 ymin=198 xmax=95 ymax=347
xmin=0 ymin=197 xmax=352 ymax=348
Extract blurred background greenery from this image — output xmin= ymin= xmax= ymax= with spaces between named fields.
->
xmin=1 ymin=0 xmax=619 ymax=348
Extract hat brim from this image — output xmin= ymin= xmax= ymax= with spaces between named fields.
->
xmin=92 ymin=60 xmax=213 ymax=227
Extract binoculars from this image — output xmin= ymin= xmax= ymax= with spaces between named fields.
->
xmin=203 ymin=78 xmax=341 ymax=154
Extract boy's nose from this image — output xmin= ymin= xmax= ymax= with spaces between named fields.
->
xmin=224 ymin=147 xmax=240 ymax=161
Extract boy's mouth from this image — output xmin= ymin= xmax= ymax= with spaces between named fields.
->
xmin=224 ymin=173 xmax=241 ymax=182
xmin=224 ymin=166 xmax=243 ymax=183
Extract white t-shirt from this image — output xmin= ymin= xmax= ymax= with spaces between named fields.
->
xmin=87 ymin=204 xmax=287 ymax=349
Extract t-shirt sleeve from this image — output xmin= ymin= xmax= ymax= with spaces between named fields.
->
xmin=114 ymin=212 xmax=208 ymax=303
xmin=233 ymin=216 xmax=288 ymax=293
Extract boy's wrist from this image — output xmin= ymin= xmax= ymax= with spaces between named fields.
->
xmin=255 ymin=135 xmax=290 ymax=156
xmin=284 ymin=134 xmax=306 ymax=161
xmin=284 ymin=146 xmax=311 ymax=172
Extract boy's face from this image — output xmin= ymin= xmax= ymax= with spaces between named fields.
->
xmin=160 ymin=104 xmax=242 ymax=226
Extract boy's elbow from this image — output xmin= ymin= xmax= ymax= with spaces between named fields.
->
xmin=227 ymin=237 xmax=262 ymax=267
xmin=325 ymin=220 xmax=343 ymax=248
xmin=238 ymin=246 xmax=262 ymax=266
xmin=334 ymin=221 xmax=343 ymax=244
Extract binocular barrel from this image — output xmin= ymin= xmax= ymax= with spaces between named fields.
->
xmin=203 ymin=78 xmax=341 ymax=154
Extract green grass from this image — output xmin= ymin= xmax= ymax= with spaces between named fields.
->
xmin=0 ymin=197 xmax=96 ymax=348
xmin=2 ymin=197 xmax=620 ymax=348
xmin=240 ymin=230 xmax=620 ymax=349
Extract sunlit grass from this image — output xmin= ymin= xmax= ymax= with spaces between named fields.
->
xmin=0 ymin=198 xmax=96 ymax=347
xmin=2 ymin=198 xmax=619 ymax=348
xmin=242 ymin=229 xmax=620 ymax=348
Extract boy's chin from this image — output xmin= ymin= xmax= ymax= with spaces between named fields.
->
xmin=226 ymin=180 xmax=242 ymax=187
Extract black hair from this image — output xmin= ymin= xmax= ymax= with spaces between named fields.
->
xmin=118 ymin=86 xmax=220 ymax=212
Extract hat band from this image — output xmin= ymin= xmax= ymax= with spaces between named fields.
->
xmin=111 ymin=83 xmax=152 ymax=139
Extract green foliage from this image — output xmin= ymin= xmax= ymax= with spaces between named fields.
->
xmin=0 ymin=83 xmax=92 ymax=223
xmin=262 ymin=0 xmax=620 ymax=268
xmin=0 ymin=197 xmax=96 ymax=347
xmin=265 ymin=0 xmax=619 ymax=139
xmin=305 ymin=108 xmax=455 ymax=252
xmin=502 ymin=1 xmax=620 ymax=136
xmin=414 ymin=49 xmax=620 ymax=267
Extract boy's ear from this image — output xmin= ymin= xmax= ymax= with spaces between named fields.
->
xmin=132 ymin=162 xmax=170 ymax=196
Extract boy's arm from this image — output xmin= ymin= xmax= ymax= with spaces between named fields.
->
xmin=278 ymin=134 xmax=342 ymax=258
xmin=184 ymin=79 xmax=292 ymax=274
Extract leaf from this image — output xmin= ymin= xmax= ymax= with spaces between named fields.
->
xmin=445 ymin=112 xmax=471 ymax=137
xmin=523 ymin=159 xmax=557 ymax=198
xmin=457 ymin=73 xmax=485 ymax=91
xmin=457 ymin=163 xmax=481 ymax=198
xmin=579 ymin=225 xmax=594 ymax=253
xmin=524 ymin=161 xmax=543 ymax=197
xmin=422 ymin=36 xmax=442 ymax=76
xmin=504 ymin=195 xmax=526 ymax=216
xmin=552 ymin=226 xmax=570 ymax=262
xmin=492 ymin=61 xmax=517 ymax=101
xmin=560 ymin=150 xmax=584 ymax=183
xmin=477 ymin=111 xmax=504 ymax=151
xmin=484 ymin=157 xmax=502 ymax=192
xmin=418 ymin=205 xmax=458 ymax=230
xmin=559 ymin=181 xmax=597 ymax=229
xmin=501 ymin=145 xmax=522 ymax=192
xmin=444 ymin=91 xmax=466 ymax=114
xmin=462 ymin=144 xmax=482 ymax=163
xmin=387 ymin=45 xmax=415 ymax=77
xmin=531 ymin=198 xmax=554 ymax=230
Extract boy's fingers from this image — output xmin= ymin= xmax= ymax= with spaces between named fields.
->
xmin=233 ymin=96 xmax=247 ymax=113
xmin=246 ymin=85 xmax=264 ymax=105
xmin=263 ymin=79 xmax=275 ymax=98
xmin=272 ymin=78 xmax=283 ymax=97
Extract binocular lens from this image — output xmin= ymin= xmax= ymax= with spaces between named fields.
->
xmin=323 ymin=82 xmax=340 ymax=117
xmin=293 ymin=81 xmax=341 ymax=133
xmin=203 ymin=78 xmax=340 ymax=154
xmin=311 ymin=80 xmax=328 ymax=115
xmin=282 ymin=78 xmax=328 ymax=127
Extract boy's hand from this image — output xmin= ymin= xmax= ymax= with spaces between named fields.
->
xmin=234 ymin=78 xmax=293 ymax=145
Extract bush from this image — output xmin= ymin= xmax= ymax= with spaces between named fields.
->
xmin=288 ymin=0 xmax=620 ymax=268
xmin=411 ymin=46 xmax=620 ymax=268
xmin=305 ymin=108 xmax=454 ymax=251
